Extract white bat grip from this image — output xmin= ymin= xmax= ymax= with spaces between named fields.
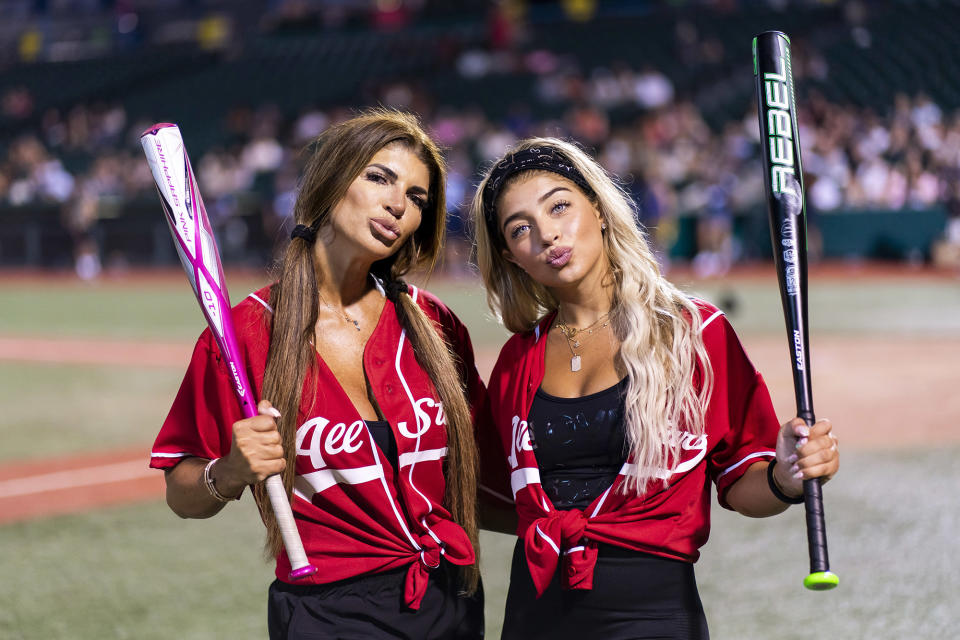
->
xmin=264 ymin=474 xmax=311 ymax=573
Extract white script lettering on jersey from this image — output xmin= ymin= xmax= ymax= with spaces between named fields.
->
xmin=669 ymin=432 xmax=708 ymax=476
xmin=629 ymin=431 xmax=709 ymax=480
xmin=296 ymin=416 xmax=365 ymax=470
xmin=507 ymin=415 xmax=534 ymax=469
xmin=396 ymin=397 xmax=445 ymax=439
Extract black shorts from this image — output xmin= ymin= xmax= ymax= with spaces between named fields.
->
xmin=502 ymin=540 xmax=708 ymax=640
xmin=268 ymin=561 xmax=483 ymax=640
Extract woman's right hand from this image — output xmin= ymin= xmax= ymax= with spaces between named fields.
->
xmin=216 ymin=400 xmax=286 ymax=494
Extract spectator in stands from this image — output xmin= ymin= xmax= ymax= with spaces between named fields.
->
xmin=1 ymin=86 xmax=33 ymax=120
xmin=443 ymin=147 xmax=476 ymax=277
xmin=933 ymin=166 xmax=960 ymax=269
xmin=692 ymin=177 xmax=736 ymax=278
xmin=63 ymin=177 xmax=101 ymax=280
xmin=4 ymin=25 xmax=960 ymax=274
xmin=631 ymin=65 xmax=673 ymax=110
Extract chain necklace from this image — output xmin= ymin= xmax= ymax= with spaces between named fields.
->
xmin=318 ymin=291 xmax=361 ymax=331
xmin=555 ymin=311 xmax=610 ymax=372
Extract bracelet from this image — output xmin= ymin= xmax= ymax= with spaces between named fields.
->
xmin=204 ymin=458 xmax=241 ymax=503
xmin=767 ymin=460 xmax=804 ymax=504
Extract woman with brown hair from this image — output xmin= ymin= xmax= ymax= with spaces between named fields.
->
xmin=471 ymin=138 xmax=839 ymax=639
xmin=149 ymin=110 xmax=510 ymax=639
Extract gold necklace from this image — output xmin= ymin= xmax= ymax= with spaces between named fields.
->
xmin=555 ymin=311 xmax=610 ymax=372
xmin=318 ymin=292 xmax=361 ymax=331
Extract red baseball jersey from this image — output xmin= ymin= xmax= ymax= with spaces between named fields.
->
xmin=486 ymin=301 xmax=780 ymax=596
xmin=151 ymin=282 xmax=512 ymax=609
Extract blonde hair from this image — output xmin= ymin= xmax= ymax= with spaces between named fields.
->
xmin=259 ymin=109 xmax=478 ymax=591
xmin=471 ymin=137 xmax=713 ymax=494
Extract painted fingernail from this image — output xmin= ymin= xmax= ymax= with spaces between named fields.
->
xmin=267 ymin=407 xmax=281 ymax=418
xmin=797 ymin=426 xmax=810 ymax=437
xmin=793 ymin=471 xmax=805 ymax=479
xmin=795 ymin=438 xmax=808 ymax=450
xmin=787 ymin=454 xmax=798 ymax=464
xmin=790 ymin=464 xmax=800 ymax=475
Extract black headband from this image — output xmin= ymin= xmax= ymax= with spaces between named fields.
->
xmin=481 ymin=146 xmax=594 ymax=237
xmin=290 ymin=224 xmax=317 ymax=243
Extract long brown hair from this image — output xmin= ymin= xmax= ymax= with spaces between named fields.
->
xmin=254 ymin=109 xmax=479 ymax=591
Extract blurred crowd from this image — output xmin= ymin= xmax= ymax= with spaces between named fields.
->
xmin=2 ymin=54 xmax=960 ymax=278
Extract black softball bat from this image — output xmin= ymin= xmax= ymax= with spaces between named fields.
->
xmin=753 ymin=30 xmax=838 ymax=591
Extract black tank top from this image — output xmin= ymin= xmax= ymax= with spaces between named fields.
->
xmin=366 ymin=420 xmax=397 ymax=471
xmin=527 ymin=378 xmax=629 ymax=510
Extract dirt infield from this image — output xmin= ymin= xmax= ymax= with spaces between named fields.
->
xmin=0 ymin=447 xmax=163 ymax=525
xmin=737 ymin=334 xmax=958 ymax=449
xmin=0 ymin=336 xmax=192 ymax=367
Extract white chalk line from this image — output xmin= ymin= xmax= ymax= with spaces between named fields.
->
xmin=0 ymin=460 xmax=156 ymax=499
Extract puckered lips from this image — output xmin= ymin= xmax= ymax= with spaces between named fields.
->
xmin=545 ymin=246 xmax=572 ymax=268
xmin=369 ymin=216 xmax=401 ymax=244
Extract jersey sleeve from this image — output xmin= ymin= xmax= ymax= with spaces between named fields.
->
xmin=483 ymin=331 xmax=525 ymax=463
xmin=703 ymin=312 xmax=780 ymax=509
xmin=149 ymin=329 xmax=244 ymax=470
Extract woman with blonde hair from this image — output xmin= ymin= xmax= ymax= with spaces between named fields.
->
xmin=472 ymin=138 xmax=839 ymax=639
xmin=150 ymin=110 xmax=510 ymax=639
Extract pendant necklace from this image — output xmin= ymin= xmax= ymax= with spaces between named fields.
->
xmin=555 ymin=311 xmax=610 ymax=372
xmin=318 ymin=292 xmax=361 ymax=331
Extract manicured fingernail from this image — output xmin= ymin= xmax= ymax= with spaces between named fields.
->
xmin=797 ymin=426 xmax=810 ymax=437
xmin=793 ymin=471 xmax=804 ymax=479
xmin=787 ymin=454 xmax=798 ymax=464
xmin=267 ymin=407 xmax=281 ymax=418
xmin=790 ymin=464 xmax=800 ymax=475
xmin=795 ymin=438 xmax=808 ymax=449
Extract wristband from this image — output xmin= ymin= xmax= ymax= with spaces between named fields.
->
xmin=767 ymin=460 xmax=804 ymax=504
xmin=204 ymin=458 xmax=241 ymax=503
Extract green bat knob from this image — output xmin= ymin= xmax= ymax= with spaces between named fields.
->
xmin=804 ymin=571 xmax=840 ymax=591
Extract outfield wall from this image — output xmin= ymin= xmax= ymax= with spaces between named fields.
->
xmin=0 ymin=202 xmax=949 ymax=268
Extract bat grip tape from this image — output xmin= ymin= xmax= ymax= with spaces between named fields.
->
xmin=803 ymin=478 xmax=830 ymax=574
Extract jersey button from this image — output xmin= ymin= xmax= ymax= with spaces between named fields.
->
xmin=385 ymin=384 xmax=394 ymax=393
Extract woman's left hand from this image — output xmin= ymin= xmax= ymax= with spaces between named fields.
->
xmin=773 ymin=417 xmax=839 ymax=498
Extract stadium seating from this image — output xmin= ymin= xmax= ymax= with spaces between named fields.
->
xmin=2 ymin=1 xmax=957 ymax=269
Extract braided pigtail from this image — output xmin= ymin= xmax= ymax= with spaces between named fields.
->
xmin=386 ymin=279 xmax=480 ymax=595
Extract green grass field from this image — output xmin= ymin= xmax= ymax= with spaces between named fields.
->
xmin=3 ymin=448 xmax=955 ymax=639
xmin=1 ymin=270 xmax=958 ymax=638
